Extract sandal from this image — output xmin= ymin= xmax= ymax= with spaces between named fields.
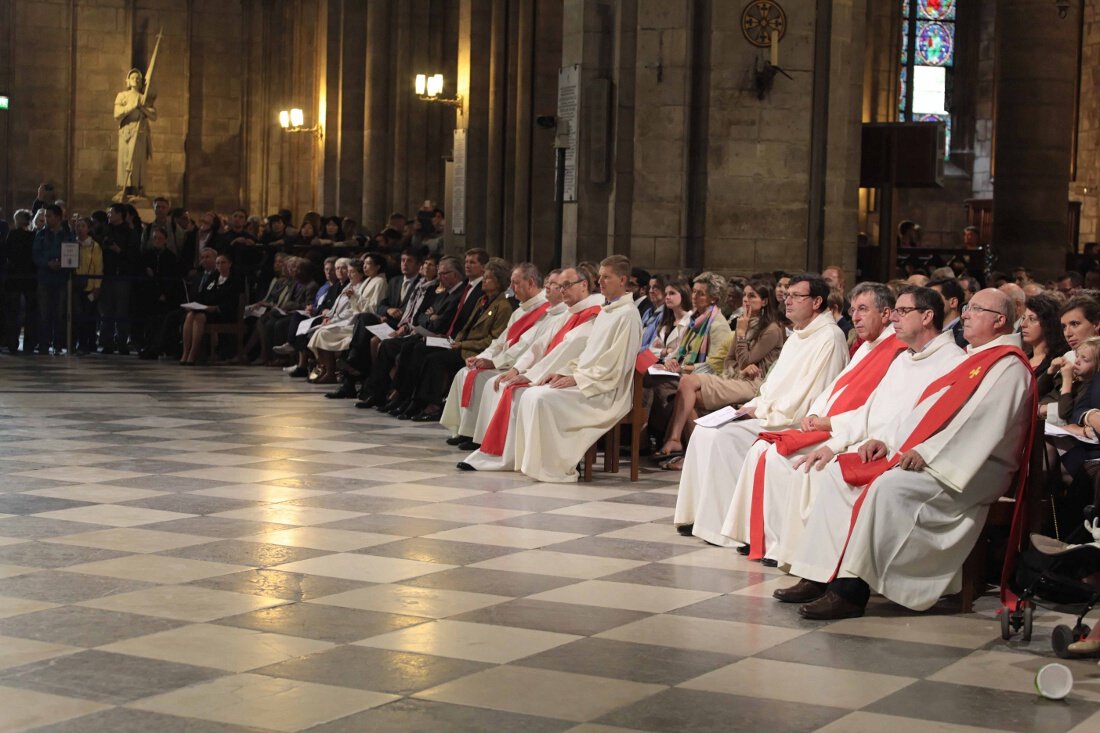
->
xmin=659 ymin=456 xmax=686 ymax=471
xmin=652 ymin=444 xmax=684 ymax=461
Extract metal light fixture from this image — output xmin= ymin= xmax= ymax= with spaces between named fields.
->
xmin=414 ymin=73 xmax=462 ymax=109
xmin=277 ymin=107 xmax=322 ymax=139
xmin=1056 ymin=0 xmax=1071 ymax=18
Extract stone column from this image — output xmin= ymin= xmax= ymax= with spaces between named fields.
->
xmin=362 ymin=0 xmax=393 ymax=232
xmin=454 ymin=0 xmax=493 ymax=251
xmin=993 ymin=0 xmax=1078 ymax=274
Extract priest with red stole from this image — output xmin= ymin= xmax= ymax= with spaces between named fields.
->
xmin=513 ymin=255 xmax=643 ymax=483
xmin=458 ymin=264 xmax=604 ymax=472
xmin=728 ymin=286 xmax=965 ymax=569
xmin=673 ymin=274 xmax=849 ymax=546
xmin=440 ymin=264 xmax=561 ymax=447
xmin=777 ymin=289 xmax=1036 ymax=619
xmin=718 ymin=282 xmax=903 ymax=563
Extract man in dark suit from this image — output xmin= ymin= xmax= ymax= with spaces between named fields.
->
xmin=928 ymin=277 xmax=968 ymax=348
xmin=361 ymin=255 xmax=470 ymax=412
xmin=375 ymin=248 xmax=424 ymax=326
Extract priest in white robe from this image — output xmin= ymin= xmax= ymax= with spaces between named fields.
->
xmin=777 ymin=288 xmax=1035 ymax=619
xmin=458 ymin=265 xmax=604 ymax=472
xmin=735 ymin=286 xmax=965 ymax=570
xmin=513 ymin=255 xmax=643 ymax=483
xmin=441 ymin=265 xmax=561 ymax=446
xmin=720 ymin=282 xmax=901 ymax=563
xmin=674 ymin=274 xmax=849 ymax=546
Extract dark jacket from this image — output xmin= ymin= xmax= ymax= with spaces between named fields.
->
xmin=102 ymin=223 xmax=140 ymax=277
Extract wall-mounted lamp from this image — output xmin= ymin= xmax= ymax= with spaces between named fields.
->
xmin=1055 ymin=0 xmax=1071 ymax=18
xmin=277 ymin=107 xmax=323 ymax=139
xmin=414 ymin=73 xmax=462 ymax=109
xmin=0 ymin=94 xmax=9 ymax=110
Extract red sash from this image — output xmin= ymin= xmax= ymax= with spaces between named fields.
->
xmin=479 ymin=383 xmax=527 ymax=456
xmin=478 ymin=305 xmax=601 ymax=456
xmin=544 ymin=305 xmax=601 ymax=354
xmin=506 ymin=302 xmax=552 ymax=346
xmin=459 ymin=303 xmax=552 ymax=408
xmin=745 ymin=334 xmax=906 ymax=560
xmin=460 ymin=368 xmax=490 ymax=408
xmin=828 ymin=345 xmax=1036 ymax=606
xmin=636 ymin=350 xmax=658 ymax=373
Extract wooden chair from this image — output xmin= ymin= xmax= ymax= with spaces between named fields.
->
xmin=958 ymin=418 xmax=1047 ymax=612
xmin=207 ymin=293 xmax=249 ymax=361
xmin=582 ymin=374 xmax=645 ymax=482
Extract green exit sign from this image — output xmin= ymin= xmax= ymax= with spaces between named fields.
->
xmin=0 ymin=95 xmax=8 ymax=110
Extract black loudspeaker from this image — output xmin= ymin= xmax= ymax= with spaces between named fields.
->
xmin=860 ymin=122 xmax=945 ymax=189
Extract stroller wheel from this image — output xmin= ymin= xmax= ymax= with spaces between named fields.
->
xmin=1022 ymin=604 xmax=1034 ymax=642
xmin=1000 ymin=610 xmax=1012 ymax=640
xmin=1053 ymin=625 xmax=1075 ymax=658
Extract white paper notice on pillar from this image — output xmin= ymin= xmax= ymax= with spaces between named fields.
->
xmin=61 ymin=242 xmax=79 ymax=269
xmin=452 ymin=128 xmax=467 ymax=235
xmin=558 ymin=64 xmax=579 ymax=203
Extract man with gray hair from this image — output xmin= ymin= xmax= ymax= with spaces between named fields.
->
xmin=778 ymin=288 xmax=1035 ymax=619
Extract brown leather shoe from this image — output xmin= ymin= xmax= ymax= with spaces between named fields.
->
xmin=773 ymin=578 xmax=827 ymax=604
xmin=798 ymin=589 xmax=865 ymax=620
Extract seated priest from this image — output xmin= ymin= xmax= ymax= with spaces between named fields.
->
xmin=726 ymin=286 xmax=963 ymax=570
xmin=458 ymin=264 xmax=603 ymax=472
xmin=776 ymin=288 xmax=1035 ymax=619
xmin=673 ymin=273 xmax=848 ymax=546
xmin=511 ymin=255 xmax=643 ymax=483
xmin=441 ymin=266 xmax=563 ymax=446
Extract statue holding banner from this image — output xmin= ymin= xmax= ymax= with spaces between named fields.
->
xmin=114 ymin=32 xmax=162 ymax=201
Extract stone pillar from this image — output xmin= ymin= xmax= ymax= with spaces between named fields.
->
xmin=993 ymin=0 xmax=1078 ymax=274
xmin=454 ymin=0 xmax=493 ymax=251
xmin=362 ymin=0 xmax=393 ymax=232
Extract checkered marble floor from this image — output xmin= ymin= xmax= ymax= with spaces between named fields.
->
xmin=0 ymin=355 xmax=1099 ymax=733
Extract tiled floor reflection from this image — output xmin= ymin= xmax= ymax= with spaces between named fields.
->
xmin=0 ymin=355 xmax=1098 ymax=732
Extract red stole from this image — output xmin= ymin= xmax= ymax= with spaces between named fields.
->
xmin=478 ymin=304 xmax=601 ymax=456
xmin=745 ymin=334 xmax=907 ymax=560
xmin=459 ymin=302 xmax=552 ymax=408
xmin=506 ymin=302 xmax=552 ymax=346
xmin=544 ymin=305 xmax=601 ymax=354
xmin=827 ymin=345 xmax=1036 ymax=605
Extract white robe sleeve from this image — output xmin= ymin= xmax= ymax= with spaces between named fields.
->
xmin=572 ymin=313 xmax=642 ymax=398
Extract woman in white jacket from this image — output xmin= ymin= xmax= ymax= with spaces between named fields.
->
xmin=307 ymin=254 xmax=387 ymax=383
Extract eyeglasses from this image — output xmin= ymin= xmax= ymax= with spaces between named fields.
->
xmin=545 ymin=283 xmax=563 ymax=291
xmin=892 ymin=306 xmax=929 ymax=316
xmin=962 ymin=303 xmax=1001 ymax=316
xmin=783 ymin=292 xmax=813 ymax=301
xmin=848 ymin=305 xmax=885 ymax=317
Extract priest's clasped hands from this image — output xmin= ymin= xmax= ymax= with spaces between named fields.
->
xmin=793 ymin=438 xmax=927 ymax=473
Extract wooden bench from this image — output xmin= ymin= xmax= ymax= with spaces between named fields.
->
xmin=582 ymin=374 xmax=645 ymax=482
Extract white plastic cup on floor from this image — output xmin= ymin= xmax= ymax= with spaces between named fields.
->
xmin=1035 ymin=663 xmax=1073 ymax=700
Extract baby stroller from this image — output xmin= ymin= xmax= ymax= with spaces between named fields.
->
xmin=1005 ymin=504 xmax=1100 ymax=657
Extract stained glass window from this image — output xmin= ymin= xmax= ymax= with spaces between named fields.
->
xmin=900 ymin=0 xmax=956 ymax=158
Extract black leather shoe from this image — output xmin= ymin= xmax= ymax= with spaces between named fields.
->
xmin=761 ymin=558 xmax=778 ymax=568
xmin=446 ymin=435 xmax=472 ymax=446
xmin=325 ymin=383 xmax=358 ymax=399
xmin=385 ymin=399 xmax=408 ymax=415
xmin=456 ymin=462 xmax=477 ymax=471
xmin=736 ymin=544 xmax=751 ymax=556
xmin=798 ymin=589 xmax=866 ymax=620
xmin=773 ymin=578 xmax=828 ymax=604
xmin=676 ymin=524 xmax=694 ymax=537
xmin=357 ymin=395 xmax=384 ymax=409
xmin=138 ymin=350 xmax=159 ymax=360
xmin=457 ymin=441 xmax=480 ymax=451
xmin=412 ymin=408 xmax=441 ymax=422
xmin=287 ymin=366 xmax=309 ymax=378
